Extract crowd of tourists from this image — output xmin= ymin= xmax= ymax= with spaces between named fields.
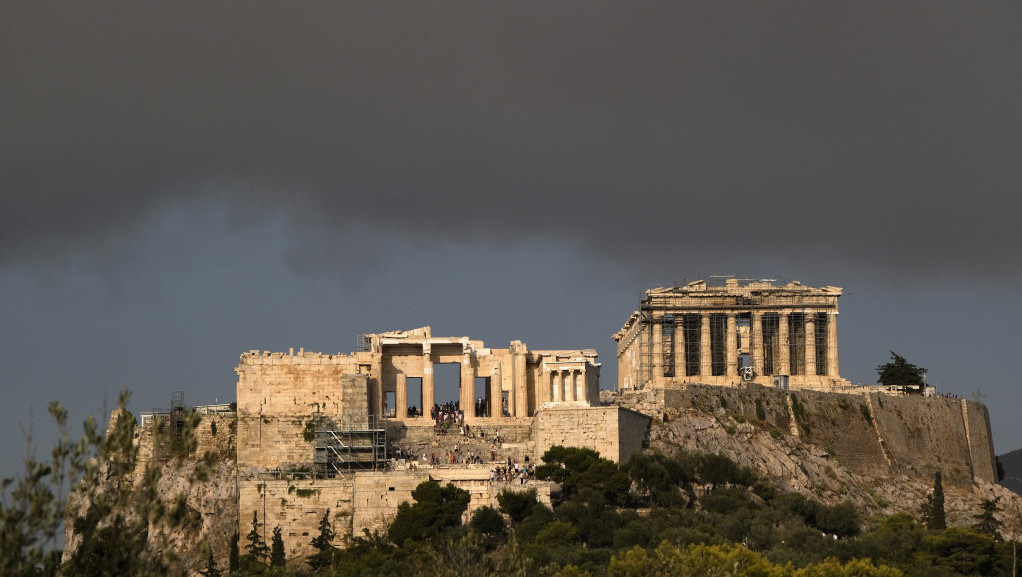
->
xmin=491 ymin=459 xmax=534 ymax=484
xmin=432 ymin=401 xmax=464 ymax=434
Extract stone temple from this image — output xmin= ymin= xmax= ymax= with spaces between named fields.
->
xmin=614 ymin=279 xmax=850 ymax=391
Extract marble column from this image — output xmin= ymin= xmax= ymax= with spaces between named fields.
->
xmin=460 ymin=353 xmax=474 ymax=418
xmin=752 ymin=312 xmax=764 ymax=378
xmin=651 ymin=318 xmax=664 ymax=380
xmin=396 ymin=373 xmax=408 ymax=419
xmin=827 ymin=312 xmax=839 ymax=377
xmin=674 ymin=318 xmax=687 ymax=378
xmin=370 ymin=353 xmax=383 ymax=420
xmin=778 ymin=312 xmax=790 ymax=376
xmin=699 ymin=313 xmax=712 ymax=376
xmin=422 ymin=349 xmax=435 ymax=417
xmin=726 ymin=313 xmax=739 ymax=377
xmin=513 ymin=347 xmax=527 ymax=417
xmin=491 ymin=365 xmax=503 ymax=419
xmin=566 ymin=371 xmax=576 ymax=402
xmin=804 ymin=312 xmax=817 ymax=377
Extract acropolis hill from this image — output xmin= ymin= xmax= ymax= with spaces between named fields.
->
xmin=65 ymin=279 xmax=1011 ymax=573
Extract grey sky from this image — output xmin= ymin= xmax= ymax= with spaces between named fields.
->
xmin=3 ymin=2 xmax=1021 ymax=479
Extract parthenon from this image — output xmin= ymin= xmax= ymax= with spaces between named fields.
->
xmin=614 ymin=279 xmax=851 ymax=391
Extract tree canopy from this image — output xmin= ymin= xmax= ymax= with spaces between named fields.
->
xmin=387 ymin=480 xmax=470 ymax=545
xmin=876 ymin=352 xmax=927 ymax=393
xmin=534 ymin=445 xmax=630 ymax=505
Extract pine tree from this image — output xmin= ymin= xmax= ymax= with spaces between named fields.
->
xmin=876 ymin=351 xmax=927 ymax=393
xmin=244 ymin=511 xmax=269 ymax=565
xmin=199 ymin=549 xmax=221 ymax=577
xmin=228 ymin=532 xmax=240 ymax=573
xmin=921 ymin=471 xmax=946 ymax=531
xmin=308 ymin=509 xmax=336 ymax=571
xmin=973 ymin=497 xmax=1002 ymax=539
xmin=270 ymin=526 xmax=286 ymax=568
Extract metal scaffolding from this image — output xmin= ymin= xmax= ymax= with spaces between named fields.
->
xmin=313 ymin=428 xmax=388 ymax=477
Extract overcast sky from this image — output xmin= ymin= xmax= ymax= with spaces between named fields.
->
xmin=3 ymin=2 xmax=1022 ymax=481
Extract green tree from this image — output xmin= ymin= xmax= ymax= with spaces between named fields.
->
xmin=497 ymin=488 xmax=539 ymax=525
xmin=534 ymin=446 xmax=629 ymax=505
xmin=243 ymin=510 xmax=269 ymax=569
xmin=270 ymin=525 xmax=285 ymax=568
xmin=972 ymin=497 xmax=1002 ymax=540
xmin=920 ymin=471 xmax=946 ymax=531
xmin=607 ymin=541 xmax=791 ymax=577
xmin=62 ymin=392 xmax=170 ymax=577
xmin=622 ymin=452 xmax=685 ymax=509
xmin=924 ymin=527 xmax=997 ymax=575
xmin=229 ymin=532 xmax=240 ymax=573
xmin=0 ymin=401 xmax=92 ymax=577
xmin=388 ymin=480 xmax=470 ymax=545
xmin=795 ymin=557 xmax=902 ymax=577
xmin=199 ymin=548 xmax=222 ymax=577
xmin=307 ymin=510 xmax=335 ymax=571
xmin=876 ymin=352 xmax=926 ymax=393
xmin=696 ymin=453 xmax=757 ymax=489
xmin=469 ymin=505 xmax=506 ymax=538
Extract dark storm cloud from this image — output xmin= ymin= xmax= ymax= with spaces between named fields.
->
xmin=3 ymin=2 xmax=1020 ymax=280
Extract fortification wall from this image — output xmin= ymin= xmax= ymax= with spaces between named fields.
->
xmin=240 ymin=469 xmax=553 ymax=558
xmin=622 ymin=384 xmax=998 ymax=488
xmin=964 ymin=400 xmax=997 ymax=483
xmin=239 ymin=478 xmax=355 ymax=559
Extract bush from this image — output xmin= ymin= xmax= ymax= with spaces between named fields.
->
xmin=497 ymin=488 xmax=539 ymax=524
xmin=469 ymin=505 xmax=506 ymax=537
xmin=388 ymin=481 xmax=470 ymax=545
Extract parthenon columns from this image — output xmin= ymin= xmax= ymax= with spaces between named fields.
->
xmin=778 ymin=311 xmax=790 ymax=376
xmin=804 ymin=313 xmax=817 ymax=377
xmin=615 ymin=280 xmax=846 ymax=389
xmin=651 ymin=319 xmax=664 ymax=379
xmin=725 ymin=314 xmax=738 ymax=376
xmin=699 ymin=314 xmax=712 ymax=376
xmin=674 ymin=317 xmax=686 ymax=378
xmin=827 ymin=312 xmax=839 ymax=377
xmin=751 ymin=312 xmax=764 ymax=377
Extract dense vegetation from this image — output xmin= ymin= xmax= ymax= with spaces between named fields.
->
xmin=2 ymin=396 xmax=1017 ymax=577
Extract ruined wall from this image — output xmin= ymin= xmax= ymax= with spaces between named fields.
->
xmin=532 ymin=406 xmax=651 ymax=463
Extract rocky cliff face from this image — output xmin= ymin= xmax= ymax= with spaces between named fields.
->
xmin=612 ymin=385 xmax=1020 ymax=539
